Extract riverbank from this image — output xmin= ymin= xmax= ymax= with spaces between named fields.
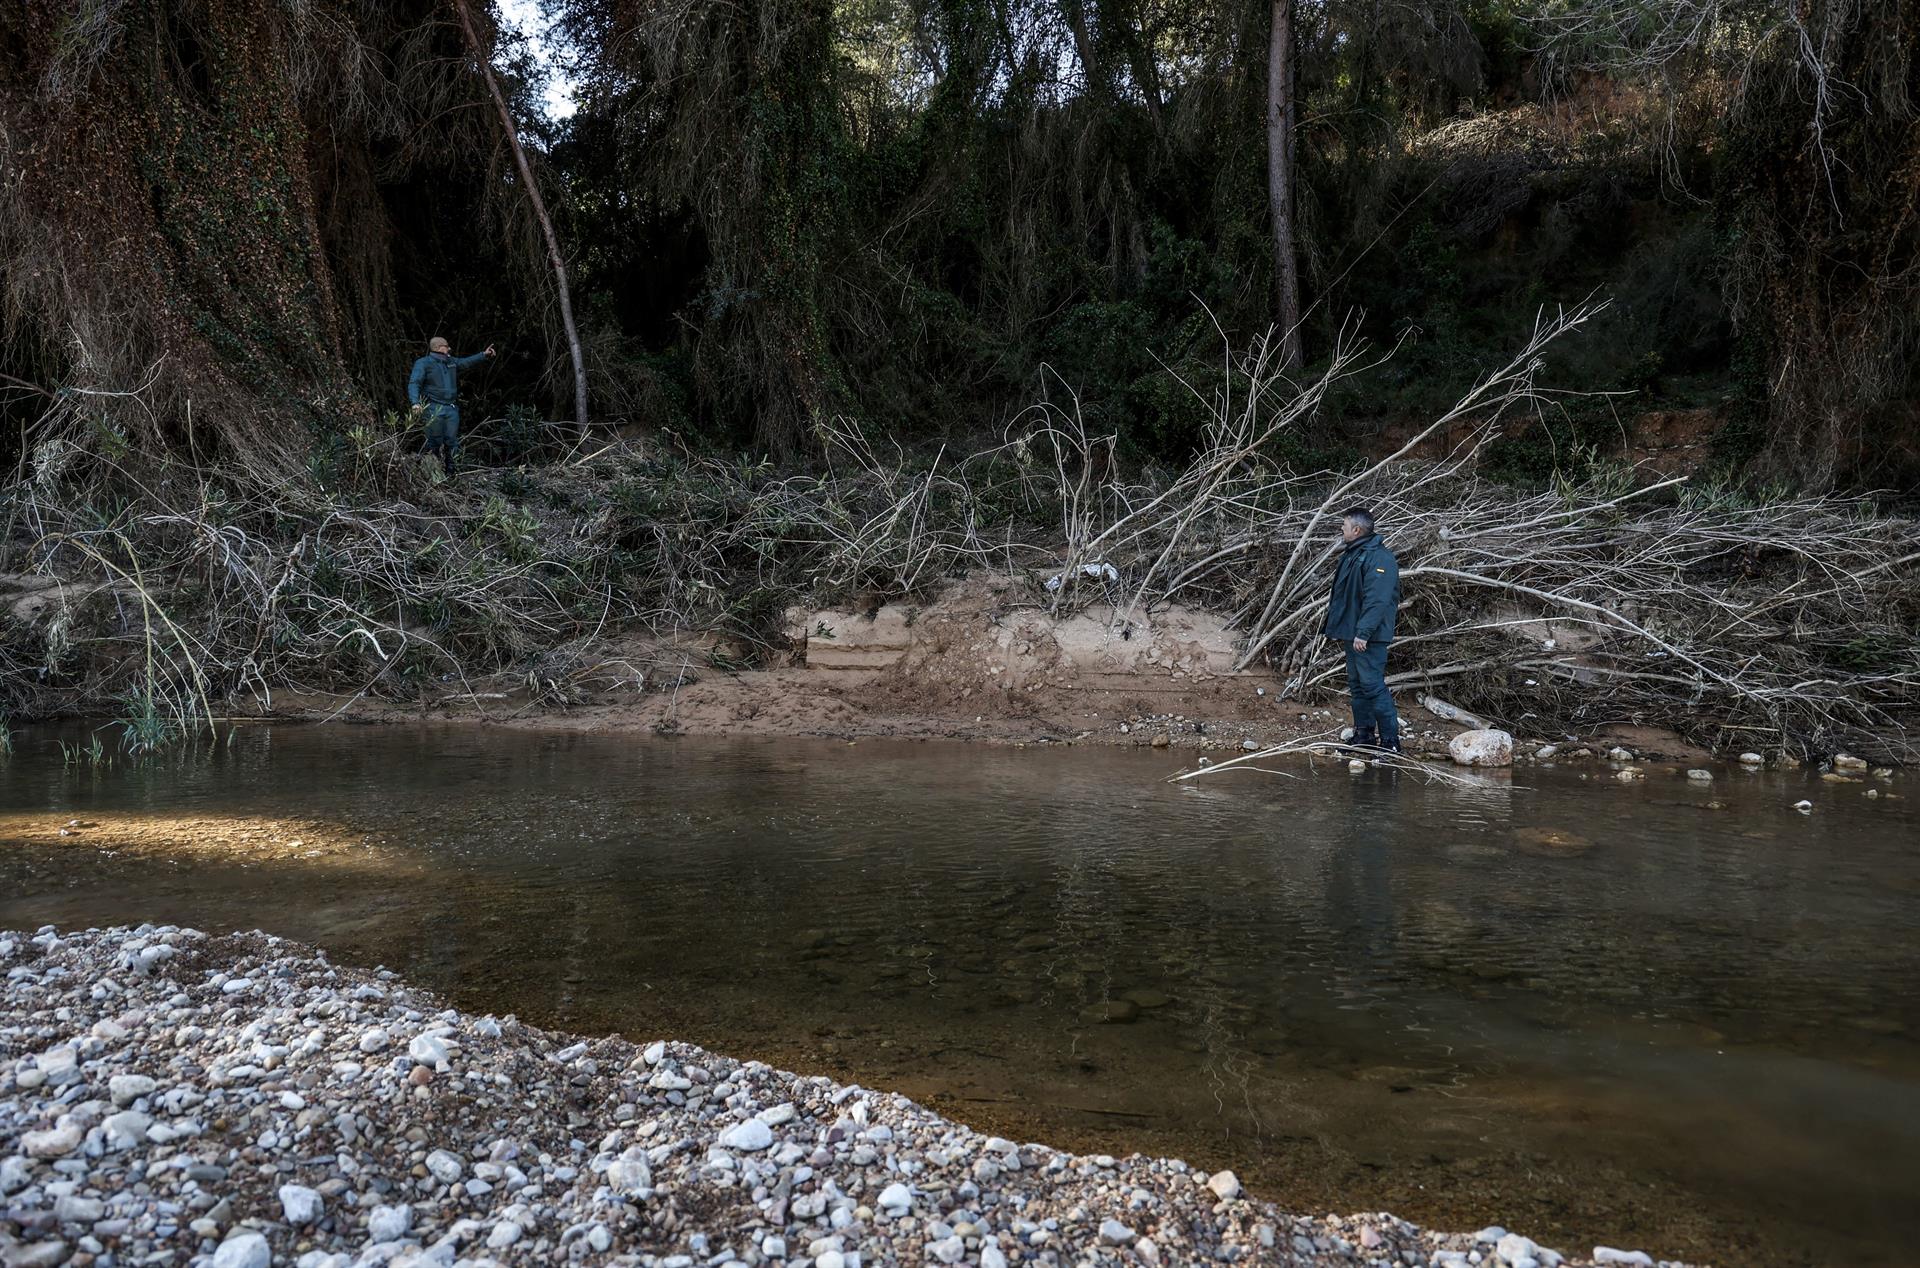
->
xmin=1 ymin=926 xmax=1689 ymax=1268
xmin=254 ymin=574 xmax=1717 ymax=765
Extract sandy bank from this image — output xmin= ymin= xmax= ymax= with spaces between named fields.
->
xmin=0 ymin=926 xmax=1689 ymax=1268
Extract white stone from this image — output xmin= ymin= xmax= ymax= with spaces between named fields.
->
xmin=1834 ymin=753 xmax=1867 ymax=771
xmin=1592 ymin=1251 xmax=1653 ymax=1268
xmin=22 ymin=1121 xmax=84 ymax=1159
xmin=211 ymin=1232 xmax=271 ymax=1268
xmin=409 ymin=1034 xmax=451 ymax=1069
xmin=54 ymin=1195 xmax=104 ymax=1223
xmin=368 ymin=1203 xmax=411 ymax=1242
xmin=718 ymin=1118 xmax=773 ymax=1152
xmin=1099 ymin=1219 xmax=1135 ymax=1245
xmin=587 ymin=1225 xmax=612 ymax=1253
xmin=426 ymin=1149 xmax=464 ymax=1183
xmin=877 ymin=1182 xmax=913 ymax=1214
xmin=358 ymin=1028 xmax=390 ymax=1054
xmin=1348 ymin=758 xmax=1369 ymax=773
xmin=1205 ymin=1169 xmax=1241 ymax=1201
xmin=817 ymin=1252 xmax=847 ymax=1268
xmin=1472 ymin=1227 xmax=1507 ymax=1243
xmin=108 ymin=1074 xmax=157 ymax=1107
xmin=487 ymin=1221 xmax=522 ymax=1249
xmin=102 ymin=1110 xmax=152 ymax=1148
xmin=756 ymin=1102 xmax=797 ymax=1127
xmin=279 ymin=1184 xmax=324 ymax=1225
xmin=648 ymin=1071 xmax=692 ymax=1092
xmin=0 ymin=1157 xmax=31 ymax=1195
xmin=1686 ymin=769 xmax=1713 ymax=781
xmin=1739 ymin=752 xmax=1765 ymax=765
xmin=1496 ymin=1233 xmax=1539 ymax=1265
xmin=761 ymin=1235 xmax=788 ymax=1258
xmin=980 ymin=1242 xmax=1008 ymax=1268
xmin=1449 ymin=729 xmax=1514 ymax=767
xmin=643 ymin=1041 xmax=667 ymax=1066
xmin=1534 ymin=745 xmax=1559 ymax=759
xmin=607 ymin=1147 xmax=651 ymax=1196
xmin=926 ymin=1236 xmax=965 ymax=1264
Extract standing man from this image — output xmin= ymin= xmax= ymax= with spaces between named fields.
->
xmin=408 ymin=336 xmax=495 ymax=475
xmin=1324 ymin=506 xmax=1402 ymax=753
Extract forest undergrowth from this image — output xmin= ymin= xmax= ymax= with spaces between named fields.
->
xmin=2 ymin=307 xmax=1915 ymax=762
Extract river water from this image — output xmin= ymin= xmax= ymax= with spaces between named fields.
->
xmin=2 ymin=725 xmax=1915 ymax=1265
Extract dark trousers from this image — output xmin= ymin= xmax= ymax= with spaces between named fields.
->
xmin=1343 ymin=642 xmax=1398 ymax=746
xmin=422 ymin=403 xmax=461 ymax=464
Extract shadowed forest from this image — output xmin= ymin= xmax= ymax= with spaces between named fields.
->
xmin=1 ymin=0 xmax=1916 ymax=755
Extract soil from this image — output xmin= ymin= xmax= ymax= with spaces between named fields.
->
xmin=259 ymin=574 xmax=1713 ymax=763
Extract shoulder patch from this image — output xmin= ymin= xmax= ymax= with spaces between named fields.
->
xmin=1375 ymin=566 xmax=1386 ymax=572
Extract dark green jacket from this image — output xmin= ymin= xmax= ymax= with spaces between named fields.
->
xmin=408 ymin=351 xmax=487 ymax=407
xmin=1323 ymin=532 xmax=1401 ymax=644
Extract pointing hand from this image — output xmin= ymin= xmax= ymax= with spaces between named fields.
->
xmin=484 ymin=344 xmax=497 ymax=358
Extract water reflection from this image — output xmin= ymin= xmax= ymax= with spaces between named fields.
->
xmin=2 ymin=726 xmax=1916 ymax=1265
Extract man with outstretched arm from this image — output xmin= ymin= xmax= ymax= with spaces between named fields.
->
xmin=1323 ymin=506 xmax=1402 ymax=753
xmin=407 ymin=335 xmax=495 ymax=475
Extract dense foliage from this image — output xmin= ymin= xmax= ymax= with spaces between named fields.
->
xmin=2 ymin=0 xmax=1913 ymax=485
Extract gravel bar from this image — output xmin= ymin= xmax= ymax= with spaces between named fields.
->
xmin=2 ymin=926 xmax=1690 ymax=1268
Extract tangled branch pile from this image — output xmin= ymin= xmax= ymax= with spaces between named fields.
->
xmin=3 ymin=304 xmax=1914 ymax=760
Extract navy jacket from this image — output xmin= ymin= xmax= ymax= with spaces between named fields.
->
xmin=1323 ymin=532 xmax=1401 ymax=644
xmin=408 ymin=351 xmax=488 ymax=407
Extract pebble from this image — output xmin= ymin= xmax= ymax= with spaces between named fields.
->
xmin=108 ymin=1073 xmax=157 ymax=1106
xmin=279 ymin=1183 xmax=324 ymax=1225
xmin=718 ymin=1117 xmax=774 ymax=1151
xmin=3 ymin=1242 xmax=69 ymax=1268
xmin=926 ymin=1235 xmax=966 ymax=1263
xmin=425 ymin=1148 xmax=465 ymax=1183
xmin=367 ymin=1203 xmax=411 ymax=1242
xmin=21 ymin=1121 xmax=84 ymax=1159
xmin=0 ymin=925 xmax=1693 ymax=1268
xmin=1206 ymin=1169 xmax=1242 ymax=1200
xmin=210 ymin=1232 xmax=271 ymax=1268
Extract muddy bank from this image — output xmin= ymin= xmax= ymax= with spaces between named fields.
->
xmin=0 ymin=925 xmax=1692 ymax=1268
xmin=257 ymin=576 xmax=1715 ymax=765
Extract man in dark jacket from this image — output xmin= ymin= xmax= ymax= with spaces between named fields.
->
xmin=1323 ymin=506 xmax=1402 ymax=752
xmin=408 ymin=336 xmax=494 ymax=474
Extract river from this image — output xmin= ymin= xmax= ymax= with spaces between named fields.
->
xmin=2 ymin=724 xmax=1915 ymax=1265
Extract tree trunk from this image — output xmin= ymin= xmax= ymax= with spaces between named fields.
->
xmin=1266 ymin=0 xmax=1303 ymax=368
xmin=1065 ymin=0 xmax=1103 ymax=97
xmin=452 ymin=0 xmax=589 ymax=429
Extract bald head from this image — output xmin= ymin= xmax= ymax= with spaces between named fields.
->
xmin=429 ymin=336 xmax=450 ymax=355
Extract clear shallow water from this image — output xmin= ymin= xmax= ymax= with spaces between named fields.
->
xmin=3 ymin=725 xmax=1916 ymax=1266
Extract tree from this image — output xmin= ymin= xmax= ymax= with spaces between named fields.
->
xmin=1267 ymin=0 xmax=1303 ymax=367
xmin=452 ymin=0 xmax=590 ymax=430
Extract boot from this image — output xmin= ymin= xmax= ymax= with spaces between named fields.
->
xmin=1375 ymin=722 xmax=1403 ymax=755
xmin=1345 ymin=725 xmax=1377 ymax=754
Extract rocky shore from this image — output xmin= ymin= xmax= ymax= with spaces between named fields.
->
xmin=3 ymin=927 xmax=1687 ymax=1268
